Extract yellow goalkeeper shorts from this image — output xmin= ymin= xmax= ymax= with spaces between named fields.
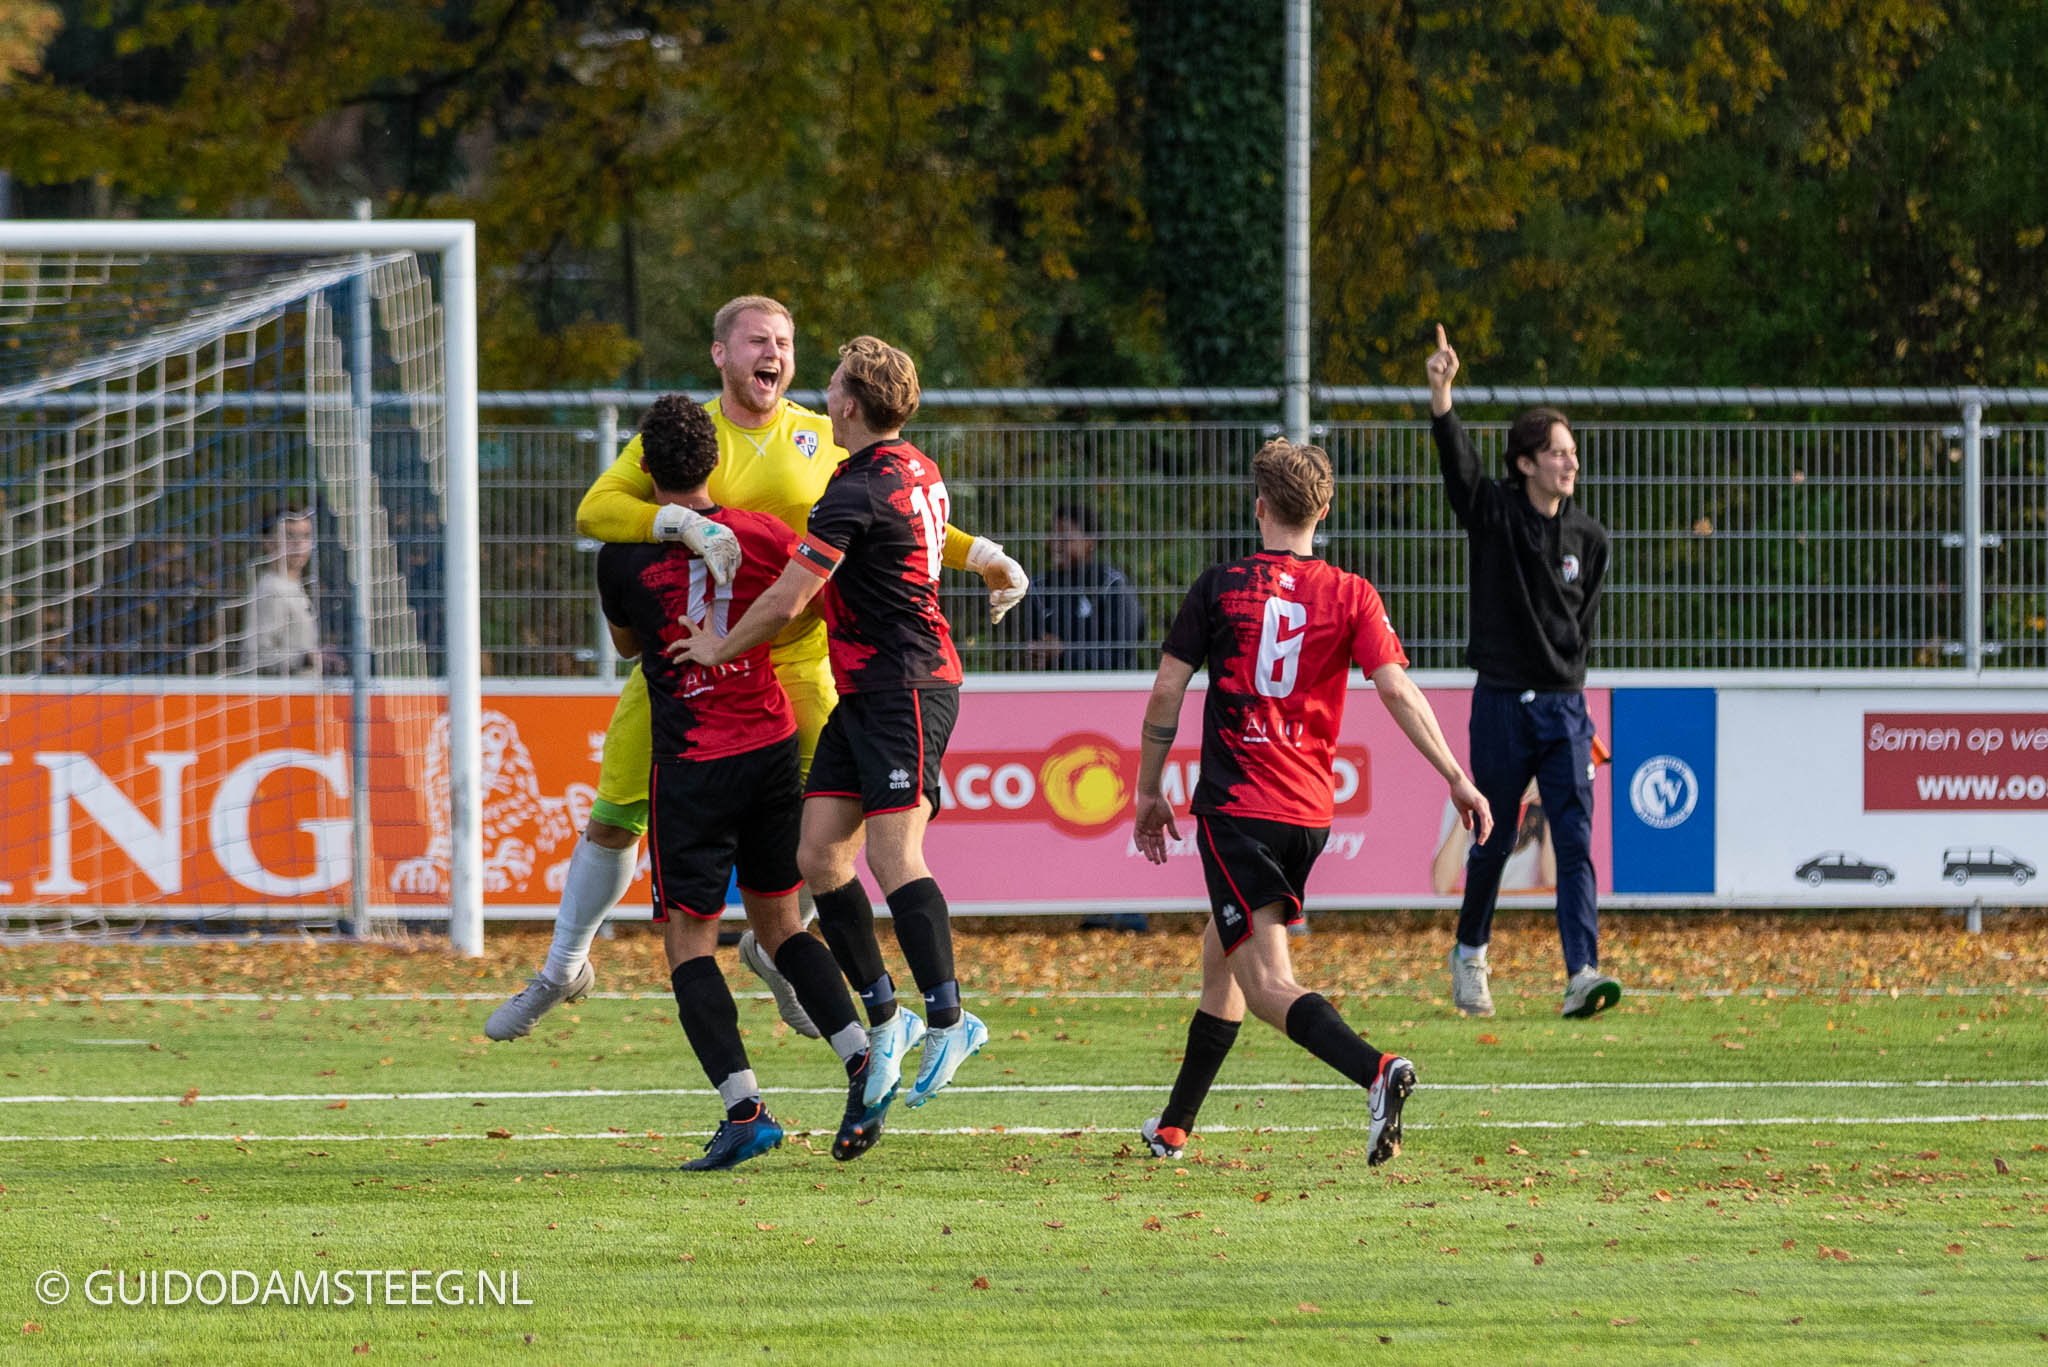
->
xmin=590 ymin=637 xmax=839 ymax=835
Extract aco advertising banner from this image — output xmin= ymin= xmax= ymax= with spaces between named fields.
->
xmin=1716 ymin=689 xmax=2048 ymax=904
xmin=0 ymin=682 xmax=1614 ymax=917
xmin=926 ymin=682 xmax=1613 ymax=912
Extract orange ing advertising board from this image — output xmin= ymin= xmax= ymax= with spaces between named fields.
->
xmin=0 ymin=689 xmax=631 ymax=914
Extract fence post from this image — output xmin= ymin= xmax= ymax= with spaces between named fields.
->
xmin=348 ymin=200 xmax=375 ymax=935
xmin=594 ymin=404 xmax=621 ymax=680
xmin=1281 ymin=0 xmax=1310 ymax=445
xmin=1961 ymin=398 xmax=1984 ymax=672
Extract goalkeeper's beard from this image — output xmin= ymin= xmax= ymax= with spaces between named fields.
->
xmin=722 ymin=364 xmax=789 ymax=425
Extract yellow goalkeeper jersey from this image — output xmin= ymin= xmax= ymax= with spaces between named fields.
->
xmin=579 ymin=397 xmax=842 ymax=544
xmin=576 ymin=395 xmax=977 ymax=603
xmin=579 ymin=398 xmax=842 ymax=657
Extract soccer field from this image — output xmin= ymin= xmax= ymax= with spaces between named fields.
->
xmin=4 ymin=913 xmax=2045 ymax=1364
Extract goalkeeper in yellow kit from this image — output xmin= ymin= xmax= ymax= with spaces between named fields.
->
xmin=487 ymin=295 xmax=1029 ymax=1041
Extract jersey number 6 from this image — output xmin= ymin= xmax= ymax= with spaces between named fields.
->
xmin=1255 ymin=597 xmax=1307 ymax=699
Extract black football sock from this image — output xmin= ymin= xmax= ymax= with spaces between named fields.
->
xmin=1160 ymin=1010 xmax=1242 ymax=1134
xmin=671 ymin=956 xmax=752 ymax=1094
xmin=1282 ymin=992 xmax=1385 ymax=1089
xmin=814 ymin=878 xmax=895 ymax=1024
xmin=885 ymin=878 xmax=959 ymax=1028
xmin=772 ymin=932 xmax=867 ymax=1062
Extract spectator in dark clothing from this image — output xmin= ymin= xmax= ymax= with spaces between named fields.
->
xmin=1427 ymin=325 xmax=1616 ymax=1022
xmin=1030 ymin=503 xmax=1144 ymax=672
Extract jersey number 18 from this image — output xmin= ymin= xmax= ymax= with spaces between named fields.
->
xmin=909 ymin=481 xmax=950 ymax=583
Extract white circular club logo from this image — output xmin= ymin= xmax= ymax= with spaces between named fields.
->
xmin=1629 ymin=754 xmax=1699 ymax=829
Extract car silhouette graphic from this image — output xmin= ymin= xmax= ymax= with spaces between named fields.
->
xmin=1939 ymin=846 xmax=2036 ymax=885
xmin=1793 ymin=851 xmax=1896 ymax=887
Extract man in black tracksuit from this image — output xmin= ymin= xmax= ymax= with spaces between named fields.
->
xmin=1426 ymin=326 xmax=1619 ymax=1021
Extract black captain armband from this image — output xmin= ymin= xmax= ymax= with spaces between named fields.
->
xmin=1141 ymin=721 xmax=1178 ymax=745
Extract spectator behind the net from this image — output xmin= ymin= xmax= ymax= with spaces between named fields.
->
xmin=1029 ymin=503 xmax=1144 ymax=671
xmin=239 ymin=508 xmax=344 ymax=677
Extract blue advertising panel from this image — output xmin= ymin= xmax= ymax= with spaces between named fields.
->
xmin=1611 ymin=688 xmax=1715 ymax=894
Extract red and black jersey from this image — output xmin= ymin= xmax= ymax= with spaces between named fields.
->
xmin=598 ymin=506 xmax=799 ymax=761
xmin=790 ymin=438 xmax=964 ymax=694
xmin=1162 ymin=550 xmax=1409 ymax=825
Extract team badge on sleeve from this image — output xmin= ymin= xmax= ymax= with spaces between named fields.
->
xmin=794 ymin=430 xmax=820 ymax=459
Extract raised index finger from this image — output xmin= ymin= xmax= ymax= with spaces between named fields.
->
xmin=1435 ymin=323 xmax=1448 ymax=351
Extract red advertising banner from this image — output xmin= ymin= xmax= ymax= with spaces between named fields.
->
xmin=0 ymin=683 xmax=1613 ymax=914
xmin=1863 ymin=711 xmax=2048 ymax=811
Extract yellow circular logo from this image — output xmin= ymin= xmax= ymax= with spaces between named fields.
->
xmin=1040 ymin=737 xmax=1130 ymax=832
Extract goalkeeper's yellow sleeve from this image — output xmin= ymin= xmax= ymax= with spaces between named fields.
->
xmin=576 ymin=437 xmax=659 ymax=544
xmin=942 ymin=523 xmax=976 ymax=572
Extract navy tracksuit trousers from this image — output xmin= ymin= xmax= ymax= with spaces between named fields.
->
xmin=1456 ymin=684 xmax=1600 ymax=973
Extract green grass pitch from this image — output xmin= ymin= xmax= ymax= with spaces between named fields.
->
xmin=3 ymin=918 xmax=2045 ymax=1364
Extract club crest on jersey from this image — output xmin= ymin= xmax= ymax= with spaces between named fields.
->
xmin=1561 ymin=554 xmax=1581 ymax=584
xmin=794 ymin=430 xmax=820 ymax=460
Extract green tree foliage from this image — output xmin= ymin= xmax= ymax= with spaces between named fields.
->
xmin=1130 ymin=0 xmax=1284 ymax=386
xmin=1623 ymin=2 xmax=2046 ymax=386
xmin=1311 ymin=0 xmax=1945 ymax=384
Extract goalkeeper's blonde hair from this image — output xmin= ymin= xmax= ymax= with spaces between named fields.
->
xmin=713 ymin=294 xmax=792 ymax=343
xmin=1252 ymin=438 xmax=1334 ymax=525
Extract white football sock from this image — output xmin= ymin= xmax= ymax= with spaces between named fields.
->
xmin=541 ymin=833 xmax=638 ymax=983
xmin=827 ymin=1020 xmax=868 ymax=1064
xmin=1456 ymin=941 xmax=1488 ymax=962
xmin=716 ymin=1070 xmax=762 ymax=1111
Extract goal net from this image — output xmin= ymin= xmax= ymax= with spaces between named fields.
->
xmin=0 ymin=222 xmax=482 ymax=951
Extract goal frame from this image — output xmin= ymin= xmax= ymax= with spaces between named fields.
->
xmin=0 ymin=219 xmax=485 ymax=955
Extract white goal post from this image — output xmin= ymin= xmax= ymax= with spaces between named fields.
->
xmin=0 ymin=220 xmax=484 ymax=955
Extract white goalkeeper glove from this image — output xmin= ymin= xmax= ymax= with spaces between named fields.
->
xmin=652 ymin=504 xmax=742 ymax=586
xmin=964 ymin=535 xmax=1030 ymax=626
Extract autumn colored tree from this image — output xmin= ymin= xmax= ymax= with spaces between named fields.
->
xmin=0 ymin=1 xmax=1150 ymax=390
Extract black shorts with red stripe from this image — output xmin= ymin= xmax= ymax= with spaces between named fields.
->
xmin=804 ymin=685 xmax=959 ymax=818
xmin=1194 ymin=811 xmax=1330 ymax=953
xmin=647 ymin=735 xmax=803 ymax=922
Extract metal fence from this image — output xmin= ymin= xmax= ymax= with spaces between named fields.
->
xmin=5 ymin=391 xmax=2043 ymax=679
xmin=472 ymin=398 xmax=2045 ymax=677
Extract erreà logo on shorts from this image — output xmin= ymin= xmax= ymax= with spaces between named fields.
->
xmin=888 ymin=768 xmax=912 ymax=790
xmin=1628 ymin=754 xmax=1698 ymax=829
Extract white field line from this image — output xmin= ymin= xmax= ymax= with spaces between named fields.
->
xmin=4 ymin=1079 xmax=2044 ymax=1105
xmin=4 ymin=1114 xmax=2048 ymax=1144
xmin=4 ymin=986 xmax=2044 ymax=1003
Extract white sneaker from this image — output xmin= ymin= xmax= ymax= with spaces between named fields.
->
xmin=862 ymin=1008 xmax=927 ymax=1108
xmin=485 ymin=961 xmax=593 ymax=1041
xmin=906 ymin=1011 xmax=989 ymax=1108
xmin=1561 ymin=966 xmax=1622 ymax=1019
xmin=1366 ymin=1055 xmax=1415 ymax=1167
xmin=736 ymin=930 xmax=820 ymax=1038
xmin=1448 ymin=947 xmax=1495 ymax=1017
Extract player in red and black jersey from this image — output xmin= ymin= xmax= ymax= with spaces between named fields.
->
xmin=600 ymin=395 xmax=877 ymax=1170
xmin=671 ymin=336 xmax=999 ymax=1127
xmin=1130 ymin=439 xmax=1494 ymax=1168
